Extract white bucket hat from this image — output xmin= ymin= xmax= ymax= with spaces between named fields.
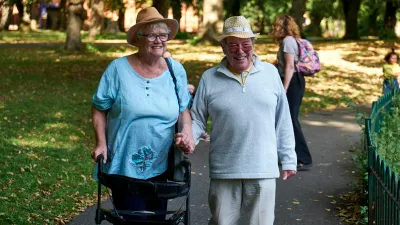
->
xmin=126 ymin=7 xmax=179 ymax=47
xmin=216 ymin=16 xmax=259 ymax=42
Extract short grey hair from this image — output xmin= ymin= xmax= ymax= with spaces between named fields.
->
xmin=137 ymin=22 xmax=171 ymax=36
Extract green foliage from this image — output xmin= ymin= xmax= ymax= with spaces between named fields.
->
xmin=357 ymin=0 xmax=384 ymax=37
xmin=307 ymin=0 xmax=342 ymax=20
xmin=239 ymin=0 xmax=291 ymax=33
xmin=0 ymin=46 xmax=111 ymax=223
xmin=175 ymin=31 xmax=194 ymax=40
xmin=186 ymin=35 xmax=201 ymax=45
xmin=374 ymin=93 xmax=400 ymax=174
xmin=85 ymin=43 xmax=100 ymax=53
xmin=378 ymin=28 xmax=398 ymax=40
xmin=93 ymin=32 xmax=126 ymax=40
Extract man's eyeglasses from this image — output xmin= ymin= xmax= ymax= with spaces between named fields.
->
xmin=224 ymin=42 xmax=253 ymax=53
xmin=139 ymin=33 xmax=169 ymax=42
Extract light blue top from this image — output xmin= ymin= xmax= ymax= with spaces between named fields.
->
xmin=92 ymin=56 xmax=190 ymax=180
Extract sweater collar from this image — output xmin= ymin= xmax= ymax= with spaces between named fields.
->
xmin=217 ymin=54 xmax=261 ymax=77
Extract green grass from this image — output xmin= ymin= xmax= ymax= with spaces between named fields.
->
xmin=0 ymin=46 xmax=115 ymax=224
xmin=0 ymin=31 xmax=393 ymax=224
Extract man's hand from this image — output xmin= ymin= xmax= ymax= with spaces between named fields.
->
xmin=282 ymin=170 xmax=296 ymax=180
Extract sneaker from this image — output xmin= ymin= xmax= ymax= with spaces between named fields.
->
xmin=297 ymin=163 xmax=312 ymax=171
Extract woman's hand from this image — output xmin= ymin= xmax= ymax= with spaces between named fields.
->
xmin=91 ymin=145 xmax=107 ymax=163
xmin=200 ymin=132 xmax=210 ymax=142
xmin=175 ymin=132 xmax=195 ymax=154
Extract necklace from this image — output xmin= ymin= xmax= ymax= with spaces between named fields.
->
xmin=136 ymin=55 xmax=162 ymax=78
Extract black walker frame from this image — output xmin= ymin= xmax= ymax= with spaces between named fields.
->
xmin=95 ymin=156 xmax=191 ymax=225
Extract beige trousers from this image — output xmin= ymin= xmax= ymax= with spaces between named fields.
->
xmin=208 ymin=178 xmax=276 ymax=225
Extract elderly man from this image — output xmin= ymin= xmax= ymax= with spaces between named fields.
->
xmin=190 ymin=16 xmax=297 ymax=225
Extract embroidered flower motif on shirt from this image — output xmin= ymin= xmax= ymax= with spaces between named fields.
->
xmin=131 ymin=146 xmax=157 ymax=173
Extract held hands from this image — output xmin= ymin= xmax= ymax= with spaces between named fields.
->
xmin=282 ymin=170 xmax=297 ymax=180
xmin=175 ymin=132 xmax=195 ymax=154
xmin=91 ymin=145 xmax=107 ymax=164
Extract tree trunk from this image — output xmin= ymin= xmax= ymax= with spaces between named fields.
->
xmin=199 ymin=0 xmax=223 ymax=45
xmin=368 ymin=7 xmax=378 ymax=36
xmin=256 ymin=0 xmax=266 ymax=34
xmin=341 ymin=0 xmax=361 ymax=40
xmin=88 ymin=0 xmax=104 ymax=42
xmin=21 ymin=0 xmax=31 ymax=26
xmin=15 ymin=0 xmax=23 ymax=26
xmin=118 ymin=7 xmax=125 ymax=32
xmin=0 ymin=0 xmax=12 ymax=30
xmin=59 ymin=0 xmax=67 ymax=30
xmin=309 ymin=11 xmax=323 ymax=37
xmin=231 ymin=0 xmax=240 ymax=16
xmin=65 ymin=0 xmax=86 ymax=51
xmin=152 ymin=0 xmax=170 ymax=18
xmin=171 ymin=0 xmax=181 ymax=24
xmin=290 ymin=0 xmax=306 ymax=37
xmin=384 ymin=0 xmax=397 ymax=32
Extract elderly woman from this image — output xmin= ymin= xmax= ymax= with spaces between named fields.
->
xmin=90 ymin=7 xmax=194 ymax=220
xmin=271 ymin=15 xmax=312 ymax=171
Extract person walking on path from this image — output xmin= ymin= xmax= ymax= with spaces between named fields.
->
xmin=381 ymin=48 xmax=400 ymax=94
xmin=190 ymin=16 xmax=297 ymax=225
xmin=90 ymin=7 xmax=194 ymax=221
xmin=271 ymin=15 xmax=313 ymax=171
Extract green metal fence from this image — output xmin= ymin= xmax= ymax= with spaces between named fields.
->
xmin=365 ymin=89 xmax=400 ymax=225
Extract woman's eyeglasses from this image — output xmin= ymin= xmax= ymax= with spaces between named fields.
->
xmin=139 ymin=33 xmax=169 ymax=42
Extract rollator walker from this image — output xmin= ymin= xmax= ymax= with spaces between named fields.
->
xmin=95 ymin=154 xmax=191 ymax=225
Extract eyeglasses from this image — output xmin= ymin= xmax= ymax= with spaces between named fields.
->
xmin=139 ymin=33 xmax=169 ymax=42
xmin=225 ymin=42 xmax=253 ymax=53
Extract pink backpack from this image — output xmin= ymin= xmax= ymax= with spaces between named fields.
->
xmin=295 ymin=38 xmax=321 ymax=76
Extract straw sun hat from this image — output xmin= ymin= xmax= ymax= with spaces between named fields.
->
xmin=216 ymin=16 xmax=259 ymax=42
xmin=126 ymin=7 xmax=179 ymax=46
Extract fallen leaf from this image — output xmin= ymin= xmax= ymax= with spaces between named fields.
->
xmin=80 ymin=175 xmax=86 ymax=181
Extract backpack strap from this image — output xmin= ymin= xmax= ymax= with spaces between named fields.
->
xmin=294 ymin=37 xmax=301 ymax=73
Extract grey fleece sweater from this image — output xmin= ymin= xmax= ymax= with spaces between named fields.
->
xmin=191 ymin=55 xmax=297 ymax=179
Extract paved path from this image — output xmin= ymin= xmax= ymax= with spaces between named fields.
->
xmin=68 ymin=106 xmax=366 ymax=225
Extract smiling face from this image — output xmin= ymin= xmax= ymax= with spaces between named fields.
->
xmin=389 ymin=54 xmax=398 ymax=64
xmin=137 ymin=24 xmax=169 ymax=58
xmin=222 ymin=37 xmax=254 ymax=73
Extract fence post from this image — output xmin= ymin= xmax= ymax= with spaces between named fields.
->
xmin=366 ymin=117 xmax=375 ymax=225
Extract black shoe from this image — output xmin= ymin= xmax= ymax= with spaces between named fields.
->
xmin=297 ymin=163 xmax=312 ymax=171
